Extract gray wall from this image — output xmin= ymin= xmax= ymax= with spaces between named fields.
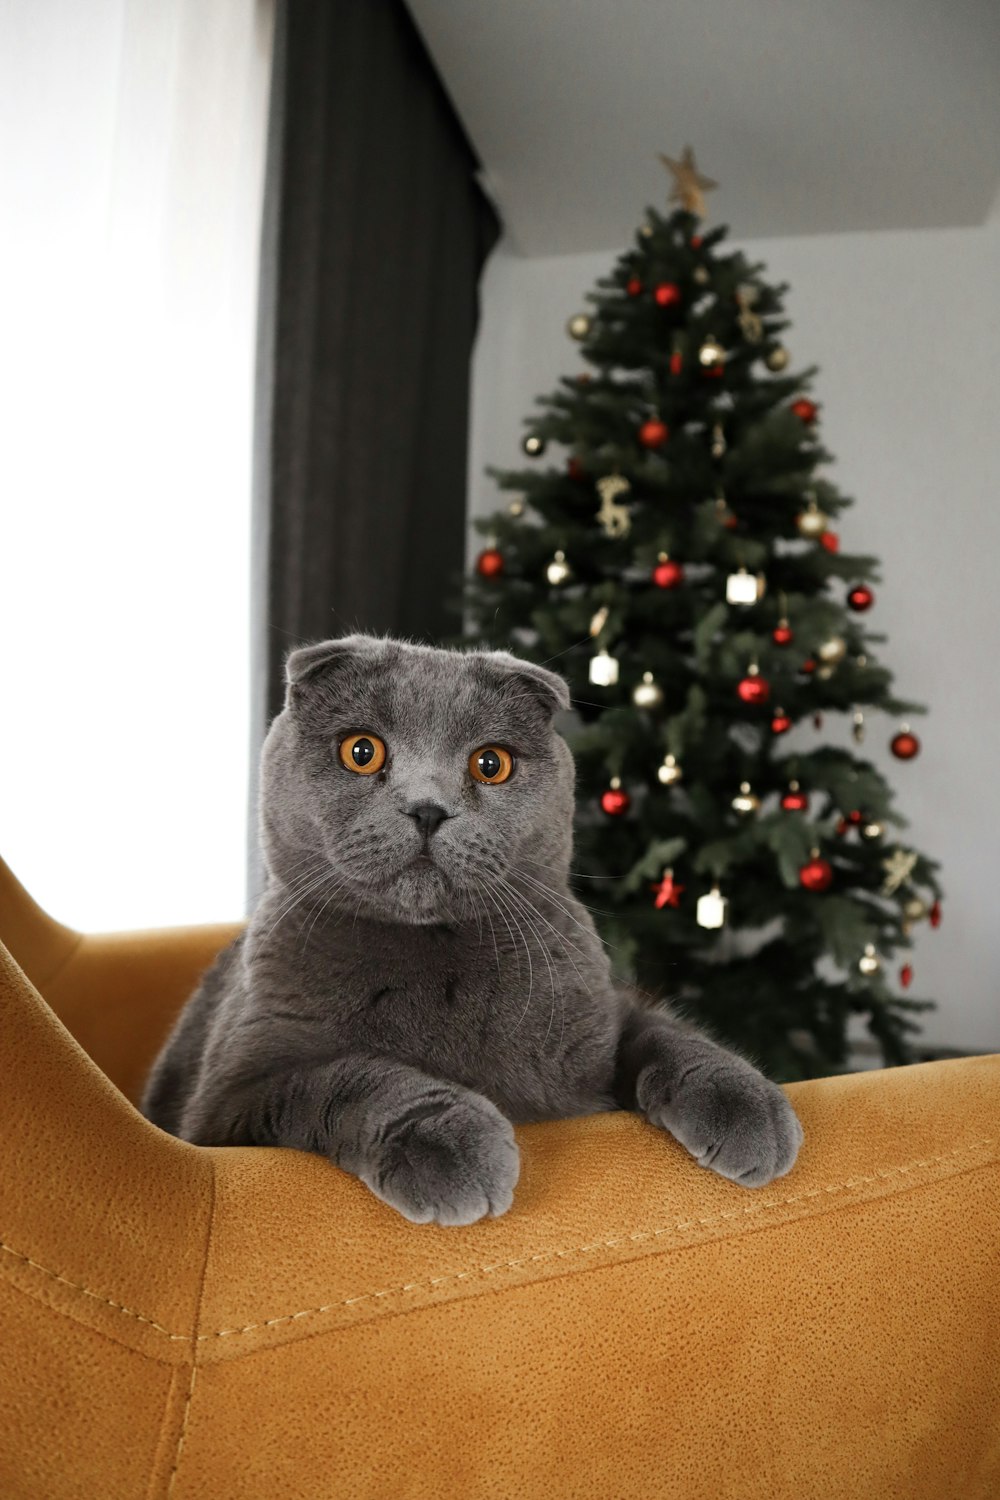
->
xmin=467 ymin=215 xmax=1000 ymax=1054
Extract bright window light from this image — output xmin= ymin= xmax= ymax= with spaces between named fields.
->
xmin=0 ymin=0 xmax=274 ymax=931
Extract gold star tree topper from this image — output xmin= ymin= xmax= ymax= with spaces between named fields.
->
xmin=658 ymin=145 xmax=718 ymax=218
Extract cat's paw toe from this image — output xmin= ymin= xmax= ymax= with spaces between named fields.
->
xmin=365 ymin=1093 xmax=519 ymax=1226
xmin=642 ymin=1059 xmax=803 ymax=1189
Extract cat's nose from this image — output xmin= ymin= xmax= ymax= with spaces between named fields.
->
xmin=405 ymin=801 xmax=451 ymax=838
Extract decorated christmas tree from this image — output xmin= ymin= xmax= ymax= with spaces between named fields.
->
xmin=456 ymin=148 xmax=941 ymax=1081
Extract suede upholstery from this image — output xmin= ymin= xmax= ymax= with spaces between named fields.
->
xmin=1 ymin=854 xmax=998 ymax=1498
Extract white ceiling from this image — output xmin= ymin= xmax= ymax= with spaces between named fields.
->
xmin=407 ymin=0 xmax=1000 ymax=254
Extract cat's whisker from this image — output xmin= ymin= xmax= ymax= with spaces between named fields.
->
xmin=298 ymin=873 xmax=353 ymax=951
xmin=517 ymin=856 xmax=624 ymax=911
xmin=476 ymin=880 xmax=503 ymax=983
xmin=249 ymin=863 xmax=340 ymax=957
xmin=478 ymin=879 xmax=529 ymax=1000
xmin=505 ymin=875 xmax=606 ymax=970
xmin=485 ymin=877 xmax=541 ymax=1028
xmin=513 ymin=867 xmax=621 ymax=950
xmin=493 ymin=878 xmax=558 ymax=1036
xmin=499 ymin=877 xmax=596 ymax=1009
xmin=496 ymin=877 xmax=575 ymax=1051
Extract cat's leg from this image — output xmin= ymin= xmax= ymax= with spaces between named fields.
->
xmin=181 ymin=1054 xmax=520 ymax=1226
xmin=614 ymin=1003 xmax=803 ymax=1188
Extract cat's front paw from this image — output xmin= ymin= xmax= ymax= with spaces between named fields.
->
xmin=363 ymin=1091 xmax=520 ymax=1226
xmin=639 ymin=1053 xmax=803 ymax=1189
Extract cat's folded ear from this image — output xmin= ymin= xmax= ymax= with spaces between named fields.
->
xmin=284 ymin=635 xmax=369 ymax=698
xmin=480 ymin=651 xmax=572 ymax=719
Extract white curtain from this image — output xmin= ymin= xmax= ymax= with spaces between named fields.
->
xmin=0 ymin=0 xmax=274 ymax=929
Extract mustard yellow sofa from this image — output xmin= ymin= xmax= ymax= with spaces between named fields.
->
xmin=1 ymin=855 xmax=998 ymax=1499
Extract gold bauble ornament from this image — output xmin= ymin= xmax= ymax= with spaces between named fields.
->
xmin=698 ymin=334 xmax=726 ymax=367
xmin=509 ymin=498 xmax=525 ymax=517
xmin=545 ymin=549 xmax=573 ymax=586
xmin=818 ymin=635 xmax=847 ymax=666
xmin=632 ymin=671 xmax=664 ymax=710
xmin=567 ymin=313 xmax=591 ymax=341
xmin=765 ymin=345 xmax=790 ymax=372
xmin=852 ymin=709 xmax=866 ymax=744
xmin=523 ymin=434 xmax=546 ymax=457
xmin=731 ymin=781 xmax=760 ymax=817
xmin=903 ymin=897 xmax=928 ymax=922
xmin=796 ymin=499 xmax=829 ymax=539
xmin=657 ymin=753 xmax=683 ymax=786
xmin=862 ymin=821 xmax=885 ymax=841
xmin=710 ymin=422 xmax=727 ymax=458
xmin=693 ymin=266 xmax=710 ymax=286
xmin=858 ymin=944 xmax=882 ymax=977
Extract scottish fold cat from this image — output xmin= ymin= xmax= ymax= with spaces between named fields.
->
xmin=142 ymin=634 xmax=802 ymax=1224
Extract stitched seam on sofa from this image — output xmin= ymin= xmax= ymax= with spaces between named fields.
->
xmin=198 ymin=1142 xmax=999 ymax=1340
xmin=166 ymin=1153 xmax=216 ymax=1499
xmin=0 ymin=1135 xmax=994 ymax=1344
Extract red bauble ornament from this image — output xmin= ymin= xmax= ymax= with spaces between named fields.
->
xmin=847 ymin=809 xmax=865 ymax=825
xmin=848 ymin=584 xmax=874 ymax=612
xmin=476 ymin=548 xmax=504 ymax=579
xmin=600 ymin=784 xmax=630 ymax=817
xmin=704 ymin=364 xmax=725 ymax=379
xmin=835 ymin=817 xmax=849 ymax=836
xmin=654 ymin=282 xmax=681 ymax=308
xmin=669 ymin=350 xmax=683 ymax=376
xmin=900 ymin=964 xmax=914 ymax=990
xmin=770 ymin=711 xmax=792 ymax=735
xmin=791 ymin=397 xmax=819 ymax=424
xmin=891 ymin=729 xmax=921 ymax=760
xmin=639 ymin=418 xmax=669 ymax=449
xmin=801 ymin=658 xmax=817 ymax=675
xmin=650 ymin=871 xmax=685 ymax=909
xmin=567 ymin=457 xmax=585 ymax=481
xmin=799 ymin=856 xmax=833 ymax=893
xmin=737 ymin=672 xmax=770 ymax=705
xmin=819 ymin=531 xmax=840 ymax=553
xmin=626 ymin=276 xmax=643 ymax=297
xmin=772 ymin=622 xmax=794 ymax=646
xmin=929 ymin=900 xmax=942 ymax=928
xmin=690 ymin=235 xmax=703 ymax=248
xmin=652 ymin=557 xmax=685 ymax=589
xmin=781 ymin=786 xmax=810 ymax=812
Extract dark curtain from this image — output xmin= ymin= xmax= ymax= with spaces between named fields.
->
xmin=251 ymin=0 xmax=500 ymax=753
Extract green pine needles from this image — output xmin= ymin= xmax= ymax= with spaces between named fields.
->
xmin=456 ymin=203 xmax=941 ymax=1082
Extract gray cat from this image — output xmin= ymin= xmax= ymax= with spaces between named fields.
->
xmin=142 ymin=633 xmax=802 ymax=1224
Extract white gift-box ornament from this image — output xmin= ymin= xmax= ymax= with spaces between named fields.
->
xmin=726 ymin=568 xmax=765 ymax=606
xmin=589 ymin=648 xmax=620 ymax=686
xmin=696 ymin=884 xmax=728 ymax=929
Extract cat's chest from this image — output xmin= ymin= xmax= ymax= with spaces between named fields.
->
xmin=329 ymin=927 xmax=503 ymax=1038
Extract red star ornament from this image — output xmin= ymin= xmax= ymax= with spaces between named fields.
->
xmin=651 ymin=870 xmax=685 ymax=909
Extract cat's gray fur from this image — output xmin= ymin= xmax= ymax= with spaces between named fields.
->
xmin=142 ymin=634 xmax=802 ymax=1224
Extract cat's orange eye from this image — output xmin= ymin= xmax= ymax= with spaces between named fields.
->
xmin=469 ymin=745 xmax=515 ymax=785
xmin=339 ymin=733 xmax=386 ymax=775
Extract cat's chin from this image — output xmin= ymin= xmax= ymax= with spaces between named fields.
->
xmin=356 ymin=859 xmax=460 ymax=927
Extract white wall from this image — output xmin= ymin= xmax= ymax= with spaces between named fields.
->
xmin=0 ymin=0 xmax=273 ymax=932
xmin=467 ymin=216 xmax=1000 ymax=1054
